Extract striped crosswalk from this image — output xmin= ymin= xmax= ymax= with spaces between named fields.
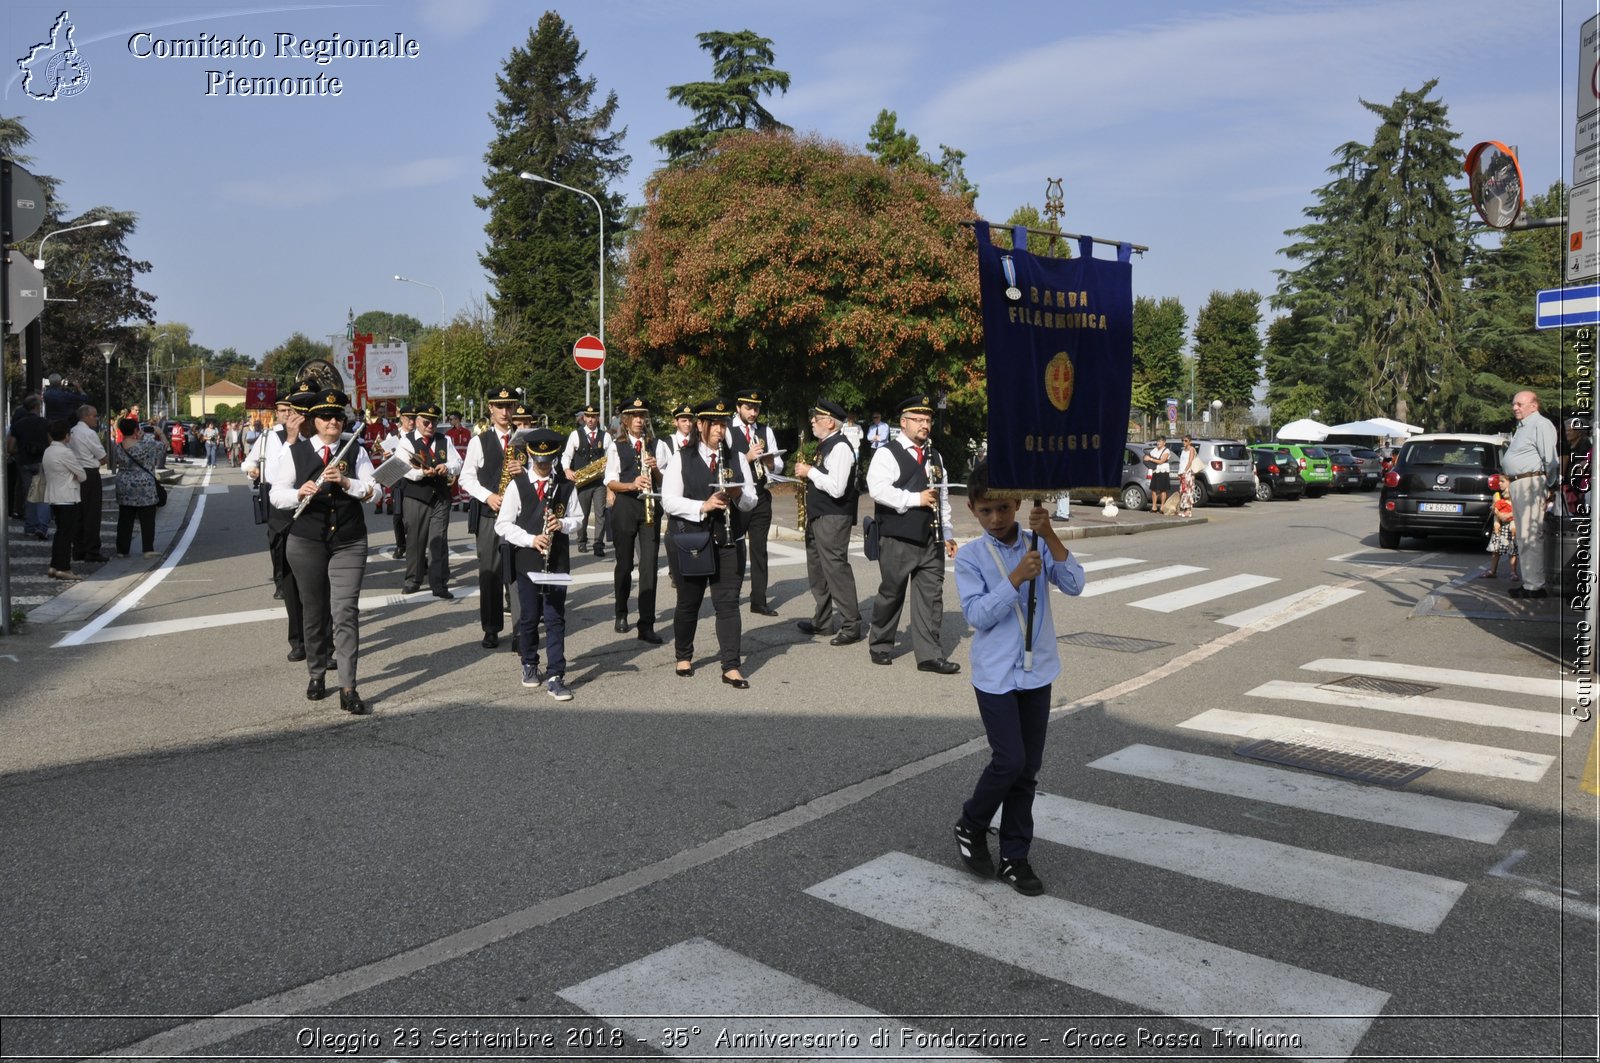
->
xmin=553 ymin=655 xmax=1549 ymax=1062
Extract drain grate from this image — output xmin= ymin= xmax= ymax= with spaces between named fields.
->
xmin=1235 ymin=738 xmax=1434 ymax=788
xmin=1058 ymin=631 xmax=1173 ymax=653
xmin=1320 ymin=675 xmax=1437 ymax=697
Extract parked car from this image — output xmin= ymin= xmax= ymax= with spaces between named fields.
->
xmin=1273 ymin=442 xmax=1334 ymax=497
xmin=1249 ymin=446 xmax=1305 ymax=501
xmin=1348 ymin=446 xmax=1385 ymax=489
xmin=1326 ymin=448 xmax=1364 ymax=491
xmin=1186 ymin=437 xmax=1256 ymax=507
xmin=1378 ymin=433 xmax=1509 ymax=549
xmin=1118 ymin=444 xmax=1159 ymax=511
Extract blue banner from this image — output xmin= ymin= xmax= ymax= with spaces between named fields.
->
xmin=974 ymin=221 xmax=1133 ymax=494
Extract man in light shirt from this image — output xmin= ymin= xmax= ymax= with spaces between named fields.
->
xmin=68 ymin=405 xmax=109 ymax=563
xmin=1502 ymin=389 xmax=1559 ymax=599
xmin=794 ymin=399 xmax=861 ymax=644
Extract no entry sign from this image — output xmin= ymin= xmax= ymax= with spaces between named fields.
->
xmin=574 ymin=334 xmax=605 ymax=373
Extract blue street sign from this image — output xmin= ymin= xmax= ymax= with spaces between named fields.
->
xmin=1537 ymin=285 xmax=1600 ymax=329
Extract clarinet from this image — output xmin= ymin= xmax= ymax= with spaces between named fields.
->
xmin=717 ymin=442 xmax=735 ymax=544
xmin=927 ymin=449 xmax=944 ymax=546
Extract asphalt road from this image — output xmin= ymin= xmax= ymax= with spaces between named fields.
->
xmin=1 ymin=469 xmax=1594 ymax=1061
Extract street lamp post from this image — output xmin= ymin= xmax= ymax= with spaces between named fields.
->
xmin=394 ymin=275 xmax=447 ymax=411
xmin=98 ymin=342 xmax=116 ymax=466
xmin=518 ymin=172 xmax=606 ymax=419
xmin=33 ymin=218 xmax=112 ymax=300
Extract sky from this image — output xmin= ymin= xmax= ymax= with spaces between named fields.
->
xmin=2 ymin=0 xmax=1590 ymax=381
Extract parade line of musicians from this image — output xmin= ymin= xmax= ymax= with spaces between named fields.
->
xmin=242 ymin=385 xmax=961 ymax=714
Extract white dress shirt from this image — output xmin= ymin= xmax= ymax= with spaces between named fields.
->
xmin=461 ymin=427 xmax=517 ymax=504
xmin=268 ymin=435 xmax=378 ymax=509
xmin=604 ymin=434 xmax=671 ymax=489
xmin=805 ymin=431 xmax=854 ymax=500
xmin=867 ymin=436 xmax=954 ymax=528
xmin=392 ymin=429 xmax=463 ymax=484
xmin=68 ymin=421 xmax=106 ymax=467
xmin=494 ymin=472 xmax=587 ymax=546
xmin=661 ymin=443 xmax=757 ymax=523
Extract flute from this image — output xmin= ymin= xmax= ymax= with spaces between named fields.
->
xmin=292 ymin=430 xmax=366 ymax=520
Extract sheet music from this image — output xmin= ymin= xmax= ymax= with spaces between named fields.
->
xmin=371 ymin=453 xmax=412 ymax=489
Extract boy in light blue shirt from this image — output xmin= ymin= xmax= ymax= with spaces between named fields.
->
xmin=952 ymin=462 xmax=1085 ymax=895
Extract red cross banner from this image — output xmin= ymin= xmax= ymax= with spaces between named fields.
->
xmin=364 ymin=341 xmax=410 ymax=399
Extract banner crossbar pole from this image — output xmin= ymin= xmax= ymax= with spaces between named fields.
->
xmin=962 ymin=218 xmax=1149 ymax=254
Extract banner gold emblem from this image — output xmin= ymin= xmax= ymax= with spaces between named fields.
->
xmin=1045 ymin=351 xmax=1075 ymax=412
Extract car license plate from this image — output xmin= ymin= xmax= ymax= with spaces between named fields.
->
xmin=1418 ymin=502 xmax=1463 ymax=514
xmin=1282 ymin=475 xmax=1296 ymax=482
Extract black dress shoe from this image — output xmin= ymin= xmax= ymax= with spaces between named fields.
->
xmin=578 ymin=541 xmax=590 ymax=553
xmin=830 ymin=632 xmax=862 ymax=646
xmin=287 ymin=647 xmax=307 ymax=662
xmin=916 ymin=658 xmax=961 ymax=675
xmin=340 ymin=688 xmax=371 ymax=715
xmin=1508 ymin=585 xmax=1550 ymax=599
xmin=676 ymin=664 xmax=695 ymax=678
xmin=402 ymin=584 xmax=421 ymax=595
xmin=870 ymin=651 xmax=894 ymax=666
xmin=638 ymin=628 xmax=664 ymax=645
xmin=721 ymin=673 xmax=750 ymax=689
xmin=306 ymin=676 xmax=326 ymax=701
xmin=393 ymin=548 xmax=406 ymax=560
xmin=796 ymin=620 xmax=824 ymax=636
xmin=750 ymin=605 xmax=779 ymax=616
xmin=481 ymin=631 xmax=500 ymax=649
xmin=594 ymin=546 xmax=606 ymax=558
xmin=432 ymin=588 xmax=454 ymax=599
xmin=614 ymin=616 xmax=632 ymax=633
xmin=272 ymin=588 xmax=284 ymax=600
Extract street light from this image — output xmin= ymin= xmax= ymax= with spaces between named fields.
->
xmin=394 ymin=274 xmax=448 ymax=410
xmin=98 ymin=342 xmax=116 ymax=463
xmin=33 ymin=218 xmax=111 ymax=270
xmin=518 ymin=171 xmax=606 ymax=417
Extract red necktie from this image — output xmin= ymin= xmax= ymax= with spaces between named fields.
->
xmin=536 ymin=479 xmax=546 ymax=502
xmin=501 ymin=433 xmax=509 ymax=453
xmin=708 ymin=453 xmax=719 ymax=479
xmin=322 ymin=445 xmax=331 ymax=465
xmin=913 ymin=445 xmax=924 ymax=466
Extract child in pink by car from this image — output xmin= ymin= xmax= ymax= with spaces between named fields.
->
xmin=1482 ymin=492 xmax=1518 ymax=581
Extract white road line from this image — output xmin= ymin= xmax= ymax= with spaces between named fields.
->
xmin=1077 ymin=556 xmax=1144 ymax=573
xmin=1178 ymin=709 xmax=1555 ymax=782
xmin=1300 ymin=659 xmax=1565 ymax=699
xmin=558 ymin=938 xmax=982 ymax=1059
xmin=1029 ymin=794 xmax=1465 ymax=932
xmin=1217 ymin=586 xmax=1362 ymax=629
xmin=1088 ymin=744 xmax=1517 ymax=844
xmin=1129 ymin=573 xmax=1279 ymax=613
xmin=1078 ymin=564 xmax=1205 ymax=597
xmin=1517 ymin=888 xmax=1600 ymax=922
xmin=806 ymin=852 xmax=1387 ymax=1061
xmin=54 ymin=467 xmax=216 ymax=648
xmin=1247 ymin=680 xmax=1579 ymax=737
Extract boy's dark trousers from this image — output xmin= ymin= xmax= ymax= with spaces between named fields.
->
xmin=515 ymin=579 xmax=567 ymax=678
xmin=960 ymin=685 xmax=1052 ymax=860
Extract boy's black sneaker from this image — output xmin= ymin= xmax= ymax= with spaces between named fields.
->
xmin=953 ymin=822 xmax=995 ymax=878
xmin=997 ymin=857 xmax=1044 ymax=896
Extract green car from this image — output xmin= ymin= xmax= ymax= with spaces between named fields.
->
xmin=1258 ymin=443 xmax=1333 ymax=497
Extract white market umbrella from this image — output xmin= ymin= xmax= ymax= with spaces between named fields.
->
xmin=1328 ymin=417 xmax=1424 ymax=437
xmin=1276 ymin=418 xmax=1330 ymax=441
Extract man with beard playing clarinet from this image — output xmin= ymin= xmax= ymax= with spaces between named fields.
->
xmin=662 ymin=399 xmax=757 ymax=688
xmin=729 ymin=388 xmax=781 ymax=616
xmin=271 ymin=389 xmax=379 ymax=715
xmin=460 ymin=387 xmax=524 ymax=649
xmin=496 ymin=427 xmax=584 ymax=702
xmin=605 ymin=396 xmax=670 ymax=644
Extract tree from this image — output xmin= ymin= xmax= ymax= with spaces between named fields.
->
xmin=614 ymin=130 xmax=983 ymax=442
xmin=1193 ymin=289 xmax=1262 ymax=411
xmin=353 ymin=310 xmax=426 ymax=344
xmin=258 ymin=332 xmax=333 ymax=383
xmin=1348 ymin=81 xmax=1467 ymax=427
xmin=654 ymin=30 xmax=790 ymax=164
xmin=1132 ymin=296 xmax=1187 ymax=417
xmin=864 ymin=110 xmax=977 ymax=206
xmin=1458 ymin=180 xmax=1565 ymax=426
xmin=477 ymin=10 xmax=629 ymax=397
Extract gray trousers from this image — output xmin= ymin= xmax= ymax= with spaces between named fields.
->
xmin=287 ymin=535 xmax=367 ymax=690
xmin=1508 ymin=474 xmax=1549 ymax=590
xmin=805 ymin=513 xmax=859 ymax=636
xmin=402 ymin=492 xmax=451 ymax=592
xmin=869 ymin=535 xmax=945 ymax=662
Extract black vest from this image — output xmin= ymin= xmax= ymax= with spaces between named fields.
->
xmin=508 ymin=473 xmax=574 ymax=575
xmin=474 ymin=428 xmax=509 ymax=493
xmin=875 ymin=441 xmax=939 ymax=544
xmin=670 ymin=444 xmax=740 ymax=546
xmin=573 ymin=425 xmax=607 ymax=469
xmin=287 ymin=436 xmax=368 ymax=544
xmin=408 ymin=430 xmax=452 ymax=504
xmin=613 ymin=436 xmax=648 ymax=515
xmin=805 ymin=433 xmax=857 ymax=521
xmin=728 ymin=420 xmax=770 ymax=493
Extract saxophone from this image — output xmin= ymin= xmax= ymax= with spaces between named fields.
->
xmin=498 ymin=440 xmax=525 ymax=495
xmin=636 ymin=434 xmax=658 ymax=527
xmin=794 ymin=441 xmax=818 ymax=530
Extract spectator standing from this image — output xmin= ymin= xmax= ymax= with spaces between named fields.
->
xmin=1177 ymin=436 xmax=1200 ymax=517
xmin=114 ymin=418 xmax=166 ymax=557
xmin=42 ymin=420 xmax=85 ymax=580
xmin=69 ymin=405 xmax=109 ymax=563
xmin=202 ymin=421 xmax=220 ymax=466
xmin=43 ymin=373 xmax=89 ymax=421
xmin=865 ymin=412 xmax=889 ymax=452
xmin=6 ymin=395 xmax=51 ymax=538
xmin=1501 ymin=390 xmax=1559 ymax=599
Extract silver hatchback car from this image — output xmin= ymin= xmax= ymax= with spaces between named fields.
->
xmin=1119 ymin=437 xmax=1255 ymax=509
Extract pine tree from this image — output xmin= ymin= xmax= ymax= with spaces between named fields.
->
xmin=864 ymin=111 xmax=977 ymax=206
xmin=653 ymin=30 xmax=790 ymax=164
xmin=476 ymin=12 xmax=629 ymax=415
xmin=1193 ymin=289 xmax=1263 ymax=413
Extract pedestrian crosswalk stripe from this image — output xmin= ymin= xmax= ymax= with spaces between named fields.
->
xmin=1088 ymin=744 xmax=1517 ymax=844
xmin=1078 ymin=556 xmax=1144 ymax=573
xmin=1078 ymin=564 xmax=1205 ymax=598
xmin=1178 ymin=709 xmax=1555 ymax=782
xmin=1028 ymin=793 xmax=1465 ymax=932
xmin=806 ymin=852 xmax=1387 ymax=1062
xmin=1247 ymin=680 xmax=1579 ymax=738
xmin=1129 ymin=573 xmax=1279 ymax=613
xmin=1300 ymin=658 xmax=1564 ymax=699
xmin=1217 ymin=586 xmax=1363 ymax=629
xmin=559 ymin=937 xmax=984 ymax=1058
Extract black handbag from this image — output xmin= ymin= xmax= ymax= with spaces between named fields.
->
xmin=861 ymin=515 xmax=881 ymax=561
xmin=673 ymin=529 xmax=716 ymax=577
xmin=251 ymin=482 xmax=269 ymax=524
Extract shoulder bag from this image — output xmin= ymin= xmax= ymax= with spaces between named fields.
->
xmin=125 ymin=448 xmax=167 ymax=507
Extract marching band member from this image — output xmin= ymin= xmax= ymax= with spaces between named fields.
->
xmin=392 ymin=402 xmax=462 ymax=599
xmin=662 ymin=399 xmax=756 ymax=687
xmin=729 ymin=387 xmax=781 ymax=616
xmin=604 ymin=396 xmax=670 ymax=644
xmin=866 ymin=393 xmax=960 ymax=673
xmin=460 ymin=387 xmax=524 ymax=649
xmin=794 ymin=399 xmax=862 ymax=645
xmin=661 ymin=402 xmax=695 ymax=591
xmin=445 ymin=409 xmax=473 ymax=510
xmin=244 ymin=385 xmax=314 ymax=661
xmin=562 ymin=403 xmax=610 ymax=556
xmin=270 ymin=389 xmax=379 ymax=715
xmin=387 ymin=402 xmax=416 ymax=558
xmin=495 ymin=427 xmax=585 ymax=701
